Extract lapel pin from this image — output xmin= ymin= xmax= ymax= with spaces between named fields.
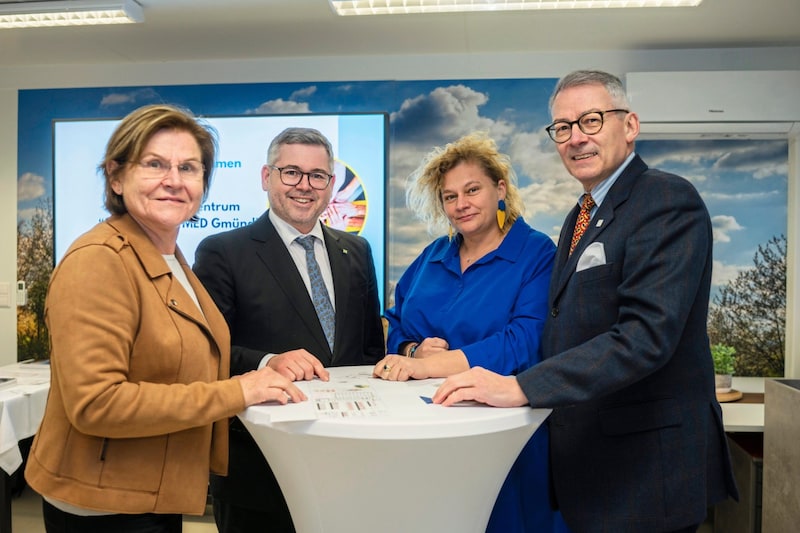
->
xmin=596 ymin=219 xmax=604 ymax=227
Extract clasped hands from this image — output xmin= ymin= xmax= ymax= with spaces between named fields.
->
xmin=373 ymin=334 xmax=530 ymax=408
xmin=373 ymin=337 xmax=448 ymax=381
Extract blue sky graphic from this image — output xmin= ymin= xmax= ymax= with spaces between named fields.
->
xmin=17 ymin=79 xmax=788 ymax=305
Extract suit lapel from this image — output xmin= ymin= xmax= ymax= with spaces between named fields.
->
xmin=556 ymin=205 xmax=580 ymax=272
xmin=567 ymin=200 xmax=616 ymax=268
xmin=552 ymin=155 xmax=647 ymax=300
xmin=252 ymin=214 xmax=332 ymax=358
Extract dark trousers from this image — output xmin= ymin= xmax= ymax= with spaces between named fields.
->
xmin=212 ymin=497 xmax=295 ymax=533
xmin=42 ymin=500 xmax=181 ymax=533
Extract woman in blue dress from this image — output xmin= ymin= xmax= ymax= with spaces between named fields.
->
xmin=374 ymin=132 xmax=571 ymax=533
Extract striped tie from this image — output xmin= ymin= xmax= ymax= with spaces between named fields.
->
xmin=569 ymin=193 xmax=595 ymax=255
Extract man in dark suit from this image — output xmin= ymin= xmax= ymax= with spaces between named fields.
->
xmin=194 ymin=127 xmax=385 ymax=533
xmin=434 ymin=70 xmax=738 ymax=532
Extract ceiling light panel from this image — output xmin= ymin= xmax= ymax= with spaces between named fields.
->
xmin=330 ymin=0 xmax=703 ymax=16
xmin=0 ymin=0 xmax=143 ymax=28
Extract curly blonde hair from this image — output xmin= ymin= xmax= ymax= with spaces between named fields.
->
xmin=406 ymin=132 xmax=524 ymax=236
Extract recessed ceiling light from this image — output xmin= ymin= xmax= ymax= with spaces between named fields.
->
xmin=0 ymin=0 xmax=144 ymax=29
xmin=329 ymin=0 xmax=702 ymax=16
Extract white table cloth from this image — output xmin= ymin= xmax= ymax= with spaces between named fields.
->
xmin=240 ymin=365 xmax=551 ymax=533
xmin=0 ymin=362 xmax=50 ymax=475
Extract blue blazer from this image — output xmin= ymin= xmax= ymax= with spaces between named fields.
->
xmin=193 ymin=211 xmax=385 ymax=511
xmin=517 ymin=155 xmax=738 ymax=532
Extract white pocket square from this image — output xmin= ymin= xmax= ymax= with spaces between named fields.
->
xmin=576 ymin=242 xmax=606 ymax=272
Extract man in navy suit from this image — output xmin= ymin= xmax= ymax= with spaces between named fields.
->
xmin=434 ymin=70 xmax=738 ymax=532
xmin=194 ymin=127 xmax=385 ymax=532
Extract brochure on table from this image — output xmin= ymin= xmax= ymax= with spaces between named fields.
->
xmin=245 ymin=367 xmax=474 ymax=424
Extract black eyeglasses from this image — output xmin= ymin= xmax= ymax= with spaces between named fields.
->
xmin=545 ymin=109 xmax=629 ymax=144
xmin=270 ymin=166 xmax=333 ymax=190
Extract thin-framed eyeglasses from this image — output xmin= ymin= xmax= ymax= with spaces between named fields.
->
xmin=545 ymin=109 xmax=629 ymax=144
xmin=271 ymin=165 xmax=333 ymax=190
xmin=135 ymin=157 xmax=205 ymax=180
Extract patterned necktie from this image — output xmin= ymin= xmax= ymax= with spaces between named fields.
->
xmin=296 ymin=236 xmax=335 ymax=351
xmin=569 ymin=193 xmax=596 ymax=256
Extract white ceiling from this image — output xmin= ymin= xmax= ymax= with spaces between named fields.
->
xmin=1 ymin=0 xmax=799 ymax=68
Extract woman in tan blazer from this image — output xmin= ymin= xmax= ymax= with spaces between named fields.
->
xmin=25 ymin=104 xmax=305 ymax=533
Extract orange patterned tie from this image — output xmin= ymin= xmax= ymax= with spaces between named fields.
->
xmin=569 ymin=193 xmax=595 ymax=255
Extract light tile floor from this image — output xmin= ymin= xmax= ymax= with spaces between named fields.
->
xmin=11 ymin=485 xmax=217 ymax=533
xmin=12 ymin=482 xmax=715 ymax=533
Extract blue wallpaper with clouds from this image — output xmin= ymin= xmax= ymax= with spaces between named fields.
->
xmin=18 ymin=78 xmax=788 ymax=307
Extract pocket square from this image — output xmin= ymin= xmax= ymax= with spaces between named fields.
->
xmin=576 ymin=242 xmax=606 ymax=272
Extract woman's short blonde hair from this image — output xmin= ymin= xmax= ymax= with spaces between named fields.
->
xmin=406 ymin=132 xmax=524 ymax=235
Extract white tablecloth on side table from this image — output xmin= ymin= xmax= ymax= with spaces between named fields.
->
xmin=0 ymin=362 xmax=50 ymax=475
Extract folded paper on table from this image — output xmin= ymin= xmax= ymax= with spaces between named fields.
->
xmin=243 ymin=368 xmax=483 ymax=424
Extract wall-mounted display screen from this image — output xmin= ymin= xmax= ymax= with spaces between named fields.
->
xmin=53 ymin=112 xmax=388 ymax=307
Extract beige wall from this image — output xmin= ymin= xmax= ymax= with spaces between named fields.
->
xmin=0 ymin=89 xmax=17 ymax=366
xmin=2 ymin=46 xmax=800 ymax=366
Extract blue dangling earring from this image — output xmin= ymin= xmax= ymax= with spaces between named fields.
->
xmin=497 ymin=199 xmax=506 ymax=230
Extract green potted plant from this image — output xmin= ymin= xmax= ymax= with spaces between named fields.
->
xmin=711 ymin=343 xmax=736 ymax=393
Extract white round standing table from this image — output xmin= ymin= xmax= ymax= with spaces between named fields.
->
xmin=238 ymin=365 xmax=550 ymax=533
